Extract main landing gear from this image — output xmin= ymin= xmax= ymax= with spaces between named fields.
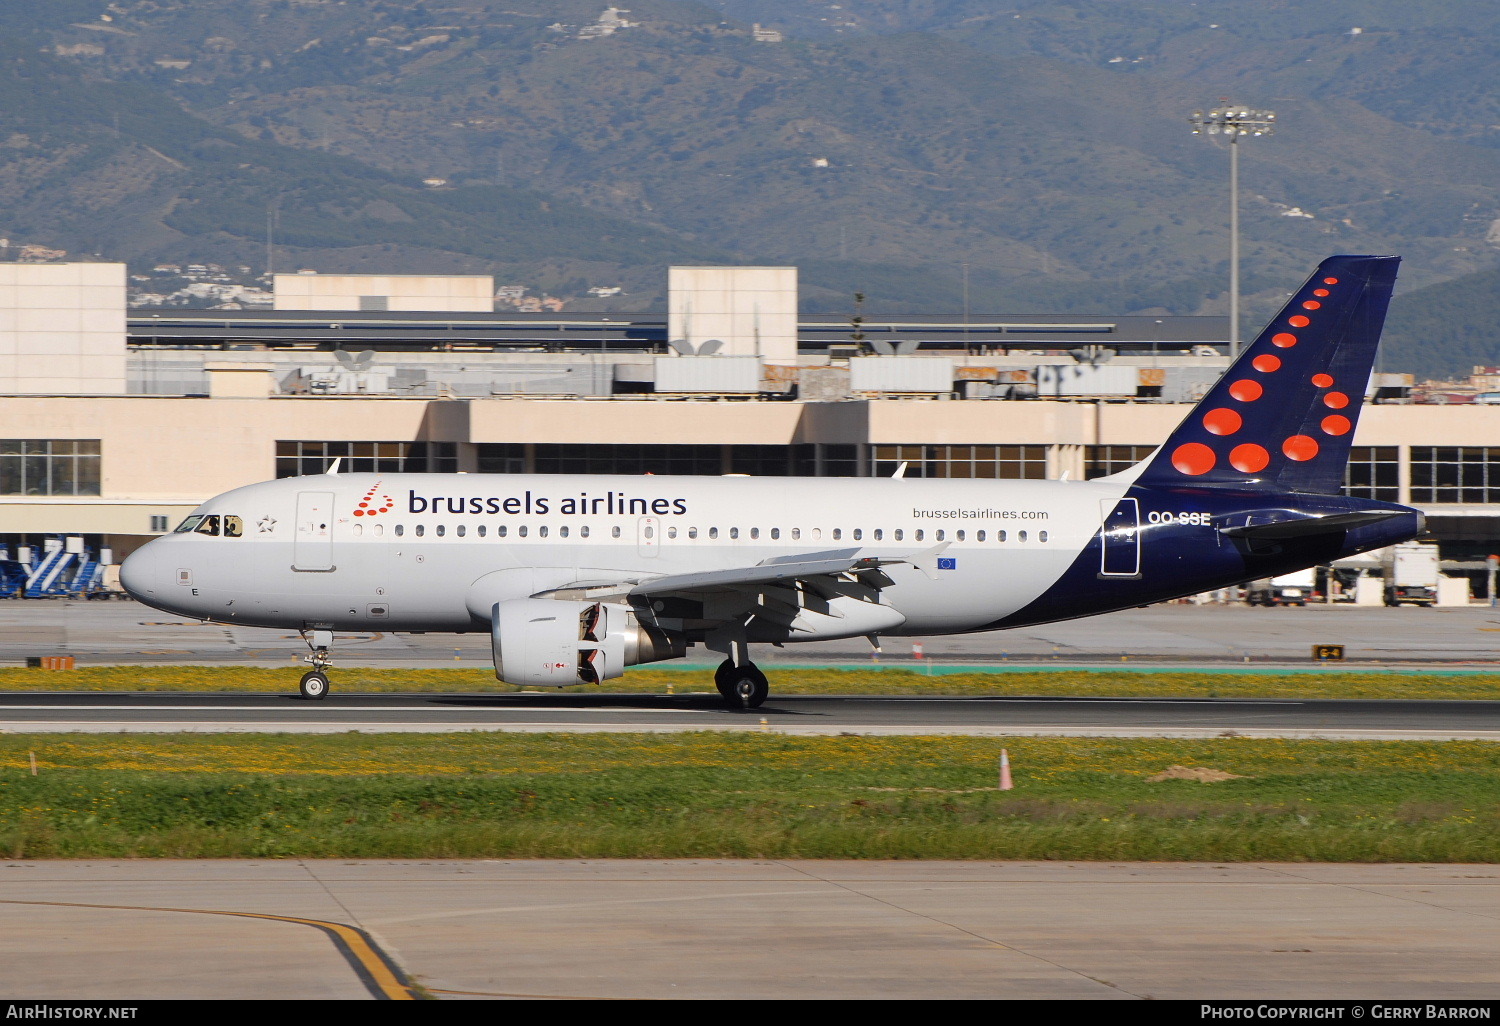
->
xmin=715 ymin=659 xmax=768 ymax=710
xmin=300 ymin=629 xmax=333 ymax=700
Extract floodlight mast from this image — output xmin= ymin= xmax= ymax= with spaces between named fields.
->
xmin=1189 ymin=105 xmax=1276 ymax=360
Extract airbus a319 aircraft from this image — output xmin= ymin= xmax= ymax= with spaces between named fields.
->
xmin=122 ymin=255 xmax=1421 ymax=707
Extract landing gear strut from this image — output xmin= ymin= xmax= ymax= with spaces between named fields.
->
xmin=300 ymin=629 xmax=333 ymax=700
xmin=715 ymin=658 xmax=768 ymax=709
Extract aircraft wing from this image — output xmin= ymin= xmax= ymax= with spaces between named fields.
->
xmin=533 ymin=543 xmax=950 ymax=602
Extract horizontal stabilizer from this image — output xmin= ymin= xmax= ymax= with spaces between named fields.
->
xmin=1214 ymin=509 xmax=1407 ymax=540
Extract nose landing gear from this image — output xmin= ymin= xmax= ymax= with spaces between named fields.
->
xmin=299 ymin=629 xmax=334 ymax=700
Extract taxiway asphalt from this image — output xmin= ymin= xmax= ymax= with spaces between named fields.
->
xmin=2 ymin=692 xmax=1499 ymax=740
xmin=4 ymin=860 xmax=1499 ymax=1000
xmin=5 ymin=598 xmax=1500 ymax=669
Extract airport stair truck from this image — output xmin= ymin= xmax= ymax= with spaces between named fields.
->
xmin=0 ymin=559 xmax=26 ymax=597
xmin=1383 ymin=541 xmax=1440 ymax=606
xmin=23 ymin=544 xmax=75 ymax=598
xmin=66 ymin=555 xmax=105 ymax=598
xmin=1246 ymin=566 xmax=1318 ymax=606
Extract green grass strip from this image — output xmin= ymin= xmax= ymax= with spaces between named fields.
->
xmin=0 ymin=733 xmax=1497 ymax=861
xmin=6 ymin=665 xmax=1500 ymax=700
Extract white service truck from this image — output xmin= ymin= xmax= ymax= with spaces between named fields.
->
xmin=1245 ymin=567 xmax=1317 ymax=606
xmin=1383 ymin=541 xmax=1440 ymax=607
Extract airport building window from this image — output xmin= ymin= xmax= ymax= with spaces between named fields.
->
xmin=871 ymin=445 xmax=1046 ymax=479
xmin=476 ymin=443 xmax=830 ymax=476
xmin=0 ymin=439 xmax=101 ymax=496
xmin=1085 ymin=445 xmax=1155 ymax=480
xmin=275 ymin=441 xmax=457 ymax=478
xmin=1344 ymin=446 xmax=1400 ymax=502
xmin=1410 ymin=447 xmax=1500 ymax=504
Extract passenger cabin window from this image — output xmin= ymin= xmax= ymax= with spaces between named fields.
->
xmin=497 ymin=525 xmax=507 ymax=537
xmin=477 ymin=525 xmax=486 ymax=538
xmin=935 ymin=530 xmax=945 ymax=541
xmin=581 ymin=526 xmax=590 ymax=538
xmin=730 ymin=528 xmax=739 ymax=539
xmin=395 ymin=524 xmax=405 ymax=537
xmin=415 ymin=525 xmax=425 ymax=537
xmin=612 ymin=526 xmax=622 ymax=539
xmin=1018 ymin=531 xmax=1028 ymax=542
xmin=770 ymin=528 xmax=780 ymax=540
xmin=709 ymin=527 xmax=718 ymax=539
xmin=873 ymin=529 xmax=882 ymax=541
xmin=894 ymin=529 xmax=904 ymax=541
xmin=832 ymin=529 xmax=841 ymax=540
xmin=852 ymin=529 xmax=862 ymax=541
xmin=1039 ymin=530 xmax=1049 ymax=542
xmin=436 ymin=525 xmax=446 ymax=537
xmin=977 ymin=530 xmax=986 ymax=542
xmin=456 ymin=525 xmax=466 ymax=538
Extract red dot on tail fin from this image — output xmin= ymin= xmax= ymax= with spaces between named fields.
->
xmin=1203 ymin=408 xmax=1242 ymax=435
xmin=1171 ymin=443 xmax=1216 ymax=476
xmin=1229 ymin=444 xmax=1270 ymax=473
xmin=1283 ymin=436 xmax=1319 ymax=461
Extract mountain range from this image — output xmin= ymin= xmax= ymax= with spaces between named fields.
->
xmin=0 ymin=0 xmax=1496 ymax=377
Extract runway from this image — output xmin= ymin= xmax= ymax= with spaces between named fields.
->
xmin=7 ymin=598 xmax=1500 ymax=668
xmin=4 ymin=691 xmax=1499 ymax=739
xmin=4 ymin=860 xmax=1499 ymax=1000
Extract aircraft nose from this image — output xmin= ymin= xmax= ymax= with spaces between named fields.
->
xmin=119 ymin=543 xmax=161 ymax=600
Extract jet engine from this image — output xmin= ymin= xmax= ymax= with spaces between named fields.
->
xmin=489 ymin=598 xmax=685 ymax=687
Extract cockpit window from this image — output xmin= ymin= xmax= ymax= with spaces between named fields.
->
xmin=175 ymin=515 xmax=205 ymax=534
xmin=194 ymin=515 xmax=221 ymax=537
xmin=223 ymin=515 xmax=243 ymax=538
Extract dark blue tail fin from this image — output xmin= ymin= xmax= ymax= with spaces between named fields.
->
xmin=1133 ymin=255 xmax=1399 ymax=495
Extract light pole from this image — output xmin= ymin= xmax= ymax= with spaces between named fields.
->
xmin=1189 ymin=104 xmax=1276 ymax=360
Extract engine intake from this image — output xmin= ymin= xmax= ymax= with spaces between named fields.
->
xmin=489 ymin=598 xmax=685 ymax=687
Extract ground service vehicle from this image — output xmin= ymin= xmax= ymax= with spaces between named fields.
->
xmin=1384 ymin=541 xmax=1440 ymax=606
xmin=1246 ymin=567 xmax=1318 ymax=606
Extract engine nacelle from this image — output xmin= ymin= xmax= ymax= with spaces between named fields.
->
xmin=489 ymin=598 xmax=685 ymax=687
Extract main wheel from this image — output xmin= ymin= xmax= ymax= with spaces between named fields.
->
xmin=299 ymin=670 xmax=330 ymax=700
xmin=714 ymin=659 xmax=768 ymax=709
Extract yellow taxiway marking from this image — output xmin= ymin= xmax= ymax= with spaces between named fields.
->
xmin=0 ymin=898 xmax=421 ymax=1000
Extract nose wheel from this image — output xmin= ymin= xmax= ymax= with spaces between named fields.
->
xmin=714 ymin=659 xmax=768 ymax=709
xmin=299 ymin=629 xmax=334 ymax=700
xmin=299 ymin=670 xmax=329 ymax=701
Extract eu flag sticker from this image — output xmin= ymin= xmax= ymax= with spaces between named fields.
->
xmin=937 ymin=557 xmax=957 ymax=570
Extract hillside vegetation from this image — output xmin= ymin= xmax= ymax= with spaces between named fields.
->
xmin=0 ymin=1 xmax=1493 ymax=373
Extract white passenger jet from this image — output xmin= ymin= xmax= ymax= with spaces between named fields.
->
xmin=122 ymin=256 xmax=1421 ymax=707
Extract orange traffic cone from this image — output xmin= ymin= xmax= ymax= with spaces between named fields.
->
xmin=999 ymin=749 xmax=1014 ymax=791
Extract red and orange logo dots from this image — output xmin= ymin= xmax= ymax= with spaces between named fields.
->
xmin=1169 ymin=276 xmax=1350 ymax=477
xmin=353 ymin=481 xmax=394 ymax=517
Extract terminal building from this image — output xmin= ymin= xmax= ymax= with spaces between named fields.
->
xmin=1 ymin=263 xmax=1494 ymax=592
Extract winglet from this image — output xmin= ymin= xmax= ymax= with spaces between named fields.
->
xmin=324 ymin=457 xmax=342 ymax=476
xmin=902 ymin=541 xmax=952 ymax=580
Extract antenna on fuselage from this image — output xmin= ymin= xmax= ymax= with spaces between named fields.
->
xmin=325 ymin=458 xmax=342 ymax=475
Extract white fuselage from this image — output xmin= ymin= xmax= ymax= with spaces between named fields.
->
xmin=121 ymin=472 xmax=1135 ymax=637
